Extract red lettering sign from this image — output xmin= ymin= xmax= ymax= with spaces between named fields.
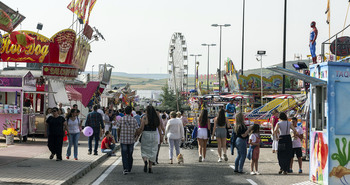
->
xmin=0 ymin=29 xmax=76 ymax=65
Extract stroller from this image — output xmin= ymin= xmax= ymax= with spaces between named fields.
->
xmin=182 ymin=125 xmax=197 ymax=149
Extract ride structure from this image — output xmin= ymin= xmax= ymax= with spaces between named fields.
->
xmin=167 ymin=32 xmax=188 ymax=94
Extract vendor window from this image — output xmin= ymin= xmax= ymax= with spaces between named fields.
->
xmin=311 ymin=85 xmax=327 ymax=131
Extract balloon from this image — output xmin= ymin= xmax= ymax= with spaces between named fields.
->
xmin=83 ymin=126 xmax=93 ymax=137
xmin=116 ymin=116 xmax=122 ymax=121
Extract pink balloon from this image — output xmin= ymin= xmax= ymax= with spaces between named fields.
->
xmin=83 ymin=126 xmax=93 ymax=137
xmin=116 ymin=116 xmax=122 ymax=121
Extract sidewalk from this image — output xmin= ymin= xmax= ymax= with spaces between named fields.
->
xmin=0 ymin=135 xmax=119 ymax=185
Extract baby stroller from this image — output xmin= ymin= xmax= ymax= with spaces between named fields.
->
xmin=183 ymin=125 xmax=197 ymax=149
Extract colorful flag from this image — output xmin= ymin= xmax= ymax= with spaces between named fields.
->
xmin=325 ymin=0 xmax=330 ymax=24
xmin=86 ymin=0 xmax=97 ymax=25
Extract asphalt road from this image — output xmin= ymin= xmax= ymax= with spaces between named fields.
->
xmin=77 ymin=143 xmax=311 ymax=185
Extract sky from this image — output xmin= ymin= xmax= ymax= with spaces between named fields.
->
xmin=2 ymin=0 xmax=350 ymax=75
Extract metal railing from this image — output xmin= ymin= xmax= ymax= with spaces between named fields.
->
xmin=321 ymin=23 xmax=350 ymax=62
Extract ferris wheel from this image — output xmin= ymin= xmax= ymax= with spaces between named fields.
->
xmin=167 ymin=32 xmax=188 ymax=93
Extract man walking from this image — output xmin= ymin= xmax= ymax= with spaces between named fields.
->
xmin=290 ymin=117 xmax=304 ymax=173
xmin=117 ymin=106 xmax=139 ymax=175
xmin=86 ymin=105 xmax=105 ymax=155
xmin=226 ymin=99 xmax=236 ymax=117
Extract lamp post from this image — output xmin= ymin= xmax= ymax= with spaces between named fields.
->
xmin=201 ymin=43 xmax=216 ymax=92
xmin=282 ymin=0 xmax=287 ymax=94
xmin=92 ymin=65 xmax=94 ymax=81
xmin=190 ymin=54 xmax=202 ymax=90
xmin=211 ymin=24 xmax=231 ymax=93
xmin=257 ymin=50 xmax=266 ymax=106
xmin=241 ymin=0 xmax=245 ymax=76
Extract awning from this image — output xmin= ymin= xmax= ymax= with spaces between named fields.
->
xmin=65 ymin=85 xmax=82 ymax=101
xmin=73 ymin=81 xmax=104 ymax=107
xmin=266 ymin=66 xmax=327 ymax=85
xmin=220 ymin=94 xmax=250 ymax=99
xmin=49 ymin=80 xmax=70 ymax=106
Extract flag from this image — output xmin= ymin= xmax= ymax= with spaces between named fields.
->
xmin=86 ymin=0 xmax=97 ymax=25
xmin=325 ymin=0 xmax=330 ymax=24
xmin=67 ymin=0 xmax=76 ymax=12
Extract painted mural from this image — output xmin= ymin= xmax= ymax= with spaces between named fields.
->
xmin=329 ymin=137 xmax=350 ymax=185
xmin=310 ymin=132 xmax=329 ymax=184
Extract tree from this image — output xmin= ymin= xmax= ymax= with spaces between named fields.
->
xmin=160 ymin=83 xmax=181 ymax=111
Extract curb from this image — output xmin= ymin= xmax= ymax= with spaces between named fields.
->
xmin=62 ymin=145 xmax=121 ymax=185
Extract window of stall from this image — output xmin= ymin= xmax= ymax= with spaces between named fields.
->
xmin=311 ymin=85 xmax=327 ymax=131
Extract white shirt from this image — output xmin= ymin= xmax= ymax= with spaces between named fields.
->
xmin=291 ymin=126 xmax=303 ymax=148
xmin=67 ymin=117 xmax=80 ymax=134
xmin=277 ymin=121 xmax=291 ymax=136
xmin=165 ymin=118 xmax=184 ymax=140
xmin=97 ymin=109 xmax=105 ymax=119
xmin=249 ymin=133 xmax=258 ymax=143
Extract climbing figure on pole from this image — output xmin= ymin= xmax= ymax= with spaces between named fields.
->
xmin=310 ymin=21 xmax=318 ymax=64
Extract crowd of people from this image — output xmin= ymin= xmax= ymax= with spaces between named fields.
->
xmin=44 ymin=102 xmax=304 ymax=176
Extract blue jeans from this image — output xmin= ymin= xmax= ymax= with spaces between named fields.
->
xmin=111 ymin=128 xmax=117 ymax=142
xmin=121 ymin=143 xmax=134 ymax=172
xmin=235 ymin=137 xmax=247 ymax=172
xmin=101 ymin=144 xmax=115 ymax=155
xmin=66 ymin=133 xmax=80 ymax=158
xmin=88 ymin=131 xmax=100 ymax=153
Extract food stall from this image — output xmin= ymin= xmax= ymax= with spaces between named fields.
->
xmin=0 ymin=71 xmax=38 ymax=141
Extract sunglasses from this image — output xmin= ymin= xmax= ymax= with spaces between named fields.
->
xmin=52 ymin=110 xmax=57 ymax=112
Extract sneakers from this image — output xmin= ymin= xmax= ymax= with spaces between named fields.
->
xmin=288 ymin=169 xmax=293 ymax=173
xmin=202 ymin=158 xmax=205 ymax=162
xmin=199 ymin=156 xmax=202 ymax=162
xmin=123 ymin=170 xmax=129 ymax=175
xmin=250 ymin=171 xmax=256 ymax=175
xmin=255 ymin=171 xmax=261 ymax=175
xmin=218 ymin=158 xmax=222 ymax=162
xmin=88 ymin=151 xmax=92 ymax=155
xmin=299 ymin=169 xmax=303 ymax=173
xmin=223 ymin=154 xmax=228 ymax=161
xmin=74 ymin=158 xmax=78 ymax=160
xmin=93 ymin=152 xmax=98 ymax=155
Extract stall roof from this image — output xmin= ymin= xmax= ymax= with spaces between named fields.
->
xmin=266 ymin=66 xmax=327 ymax=85
xmin=73 ymin=81 xmax=103 ymax=107
xmin=50 ymin=80 xmax=70 ymax=106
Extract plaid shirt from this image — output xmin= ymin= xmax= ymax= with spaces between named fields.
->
xmin=86 ymin=111 xmax=104 ymax=130
xmin=117 ymin=114 xmax=139 ymax=144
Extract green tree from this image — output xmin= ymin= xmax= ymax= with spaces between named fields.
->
xmin=160 ymin=83 xmax=181 ymax=111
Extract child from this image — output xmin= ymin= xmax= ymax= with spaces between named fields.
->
xmin=101 ymin=131 xmax=116 ymax=156
xmin=249 ymin=124 xmax=261 ymax=175
xmin=111 ymin=115 xmax=118 ymax=143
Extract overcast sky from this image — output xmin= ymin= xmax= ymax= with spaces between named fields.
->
xmin=2 ymin=0 xmax=350 ymax=75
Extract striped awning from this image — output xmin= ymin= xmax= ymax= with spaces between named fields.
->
xmin=65 ymin=85 xmax=82 ymax=101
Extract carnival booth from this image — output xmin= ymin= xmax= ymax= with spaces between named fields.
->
xmin=0 ymin=71 xmax=42 ymax=140
xmin=308 ymin=62 xmax=350 ymax=185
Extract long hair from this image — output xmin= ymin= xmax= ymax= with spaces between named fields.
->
xmin=146 ymin=105 xmax=160 ymax=129
xmin=198 ymin=109 xmax=208 ymax=127
xmin=234 ymin=112 xmax=246 ymax=134
xmin=66 ymin=109 xmax=77 ymax=120
xmin=216 ymin=108 xmax=226 ymax=127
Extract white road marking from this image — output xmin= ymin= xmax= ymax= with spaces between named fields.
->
xmin=92 ymin=142 xmax=139 ymax=185
xmin=246 ymin=179 xmax=258 ymax=185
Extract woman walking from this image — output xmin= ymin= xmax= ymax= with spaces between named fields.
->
xmin=46 ymin=107 xmax=68 ymax=161
xmin=274 ymin=112 xmax=299 ymax=175
xmin=139 ymin=105 xmax=163 ymax=173
xmin=212 ymin=109 xmax=229 ymax=162
xmin=197 ymin=109 xmax=210 ymax=162
xmin=161 ymin=114 xmax=168 ymax=144
xmin=270 ymin=110 xmax=279 ymax=153
xmin=165 ymin=111 xmax=184 ymax=164
xmin=66 ymin=109 xmax=80 ymax=160
xmin=234 ymin=112 xmax=252 ymax=173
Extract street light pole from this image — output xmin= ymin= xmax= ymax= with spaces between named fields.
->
xmin=241 ymin=0 xmax=245 ymax=76
xmin=202 ymin=43 xmax=216 ymax=92
xmin=190 ymin=54 xmax=202 ymax=90
xmin=282 ymin=0 xmax=287 ymax=94
xmin=92 ymin=65 xmax=94 ymax=81
xmin=211 ymin=24 xmax=231 ymax=93
xmin=257 ymin=50 xmax=266 ymax=106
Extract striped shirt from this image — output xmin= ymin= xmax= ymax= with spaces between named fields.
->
xmin=117 ymin=115 xmax=139 ymax=144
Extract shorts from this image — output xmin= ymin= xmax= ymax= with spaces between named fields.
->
xmin=197 ymin=128 xmax=208 ymax=139
xmin=215 ymin=128 xmax=227 ymax=138
xmin=293 ymin=147 xmax=302 ymax=158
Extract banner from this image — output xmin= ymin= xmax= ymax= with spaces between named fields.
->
xmin=71 ymin=36 xmax=90 ymax=71
xmin=0 ymin=29 xmax=76 ymax=65
xmin=0 ymin=77 xmax=22 ymax=87
xmin=0 ymin=2 xmax=26 ymax=33
xmin=43 ymin=66 xmax=78 ymax=78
